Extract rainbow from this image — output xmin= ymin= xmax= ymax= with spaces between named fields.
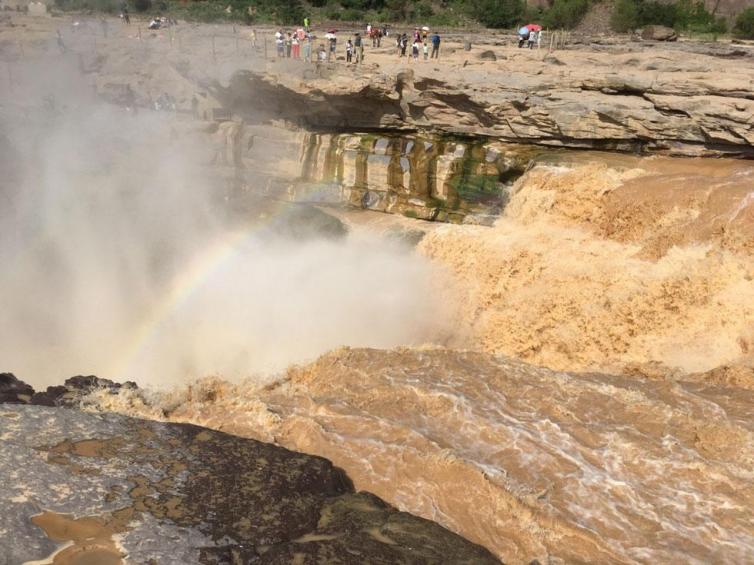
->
xmin=108 ymin=182 xmax=344 ymax=380
xmin=107 ymin=225 xmax=255 ymax=380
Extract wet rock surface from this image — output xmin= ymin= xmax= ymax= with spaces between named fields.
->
xmin=0 ymin=373 xmax=34 ymax=404
xmin=0 ymin=380 xmax=499 ymax=565
xmin=25 ymin=375 xmax=139 ymax=408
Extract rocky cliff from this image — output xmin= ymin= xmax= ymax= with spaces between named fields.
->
xmin=214 ymin=41 xmax=754 ymax=157
xmin=5 ymin=14 xmax=754 ymax=160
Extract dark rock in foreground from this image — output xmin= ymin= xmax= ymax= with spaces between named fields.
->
xmin=0 ymin=385 xmax=499 ymax=564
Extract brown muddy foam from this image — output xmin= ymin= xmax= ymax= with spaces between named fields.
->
xmin=88 ymin=348 xmax=754 ymax=564
xmin=420 ymin=156 xmax=754 ymax=374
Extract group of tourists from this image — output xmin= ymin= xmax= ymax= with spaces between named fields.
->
xmin=272 ymin=19 xmax=543 ymax=64
xmin=274 ymin=27 xmax=351 ymax=62
xmin=272 ymin=20 xmax=441 ymax=64
xmin=396 ymin=26 xmax=441 ymax=61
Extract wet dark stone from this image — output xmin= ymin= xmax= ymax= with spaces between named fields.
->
xmin=29 ymin=388 xmax=62 ymax=407
xmin=0 ymin=373 xmax=34 ymax=404
xmin=0 ymin=373 xmax=141 ymax=408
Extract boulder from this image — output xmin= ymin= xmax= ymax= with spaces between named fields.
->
xmin=641 ymin=25 xmax=678 ymax=41
xmin=0 ymin=373 xmax=34 ymax=404
xmin=478 ymin=50 xmax=497 ymax=61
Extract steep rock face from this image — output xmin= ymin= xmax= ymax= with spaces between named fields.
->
xmin=295 ymin=132 xmax=537 ymax=222
xmin=0 ymin=395 xmax=500 ymax=564
xmin=213 ymin=46 xmax=754 ymax=157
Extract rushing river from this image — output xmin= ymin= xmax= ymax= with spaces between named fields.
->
xmin=3 ymin=104 xmax=754 ymax=563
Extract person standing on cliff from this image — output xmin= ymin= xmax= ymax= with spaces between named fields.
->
xmin=354 ymin=32 xmax=363 ymax=63
xmin=411 ymin=39 xmax=420 ymax=62
xmin=346 ymin=39 xmax=353 ymax=63
xmin=431 ymin=32 xmax=440 ymax=59
xmin=528 ymin=30 xmax=537 ymax=49
xmin=275 ymin=29 xmax=284 ymax=57
xmin=303 ymin=32 xmax=312 ymax=62
xmin=399 ymin=33 xmax=408 ymax=57
xmin=326 ymin=30 xmax=337 ymax=61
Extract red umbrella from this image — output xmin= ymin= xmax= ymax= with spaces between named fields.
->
xmin=526 ymin=24 xmax=542 ymax=31
xmin=328 ymin=28 xmax=338 ymax=33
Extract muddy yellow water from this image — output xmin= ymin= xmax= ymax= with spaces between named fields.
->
xmin=423 ymin=154 xmax=754 ymax=374
xmin=28 ymin=512 xmax=123 ymax=565
xmin=88 ymin=153 xmax=754 ymax=563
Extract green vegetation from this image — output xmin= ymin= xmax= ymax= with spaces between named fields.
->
xmin=53 ymin=0 xmax=154 ymax=11
xmin=542 ymin=0 xmax=590 ymax=29
xmin=53 ymin=0 xmax=120 ymax=12
xmin=610 ymin=0 xmax=727 ymax=34
xmin=49 ymin=0 xmax=747 ymax=35
xmin=170 ymin=0 xmax=304 ymax=25
xmin=466 ymin=0 xmax=524 ymax=28
xmin=450 ymin=172 xmax=501 ymax=203
xmin=133 ymin=0 xmax=153 ymax=11
xmin=733 ymin=7 xmax=754 ymax=38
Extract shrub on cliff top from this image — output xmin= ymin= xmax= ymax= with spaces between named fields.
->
xmin=734 ymin=7 xmax=754 ymax=38
xmin=133 ymin=0 xmax=152 ymax=12
xmin=53 ymin=0 xmax=119 ymax=12
xmin=610 ymin=0 xmax=727 ymax=33
xmin=466 ymin=0 xmax=524 ymax=28
xmin=543 ymin=0 xmax=590 ymax=29
xmin=610 ymin=0 xmax=639 ymax=31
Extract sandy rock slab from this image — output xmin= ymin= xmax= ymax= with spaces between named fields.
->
xmin=0 ymin=399 xmax=498 ymax=564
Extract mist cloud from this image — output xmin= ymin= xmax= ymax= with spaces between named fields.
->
xmin=1 ymin=100 xmax=449 ymax=388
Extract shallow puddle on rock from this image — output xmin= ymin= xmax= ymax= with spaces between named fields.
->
xmin=26 ymin=511 xmax=125 ymax=565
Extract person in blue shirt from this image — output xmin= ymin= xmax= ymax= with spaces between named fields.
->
xmin=431 ymin=32 xmax=440 ymax=59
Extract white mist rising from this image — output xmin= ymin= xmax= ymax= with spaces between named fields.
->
xmin=0 ymin=104 xmax=449 ymax=388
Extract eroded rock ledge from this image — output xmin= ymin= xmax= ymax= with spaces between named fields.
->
xmin=215 ymin=62 xmax=754 ymax=158
xmin=0 ymin=375 xmax=499 ymax=564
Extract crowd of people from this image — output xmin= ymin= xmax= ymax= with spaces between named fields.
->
xmin=271 ymin=21 xmax=442 ymax=64
xmin=117 ymin=8 xmax=542 ymax=61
